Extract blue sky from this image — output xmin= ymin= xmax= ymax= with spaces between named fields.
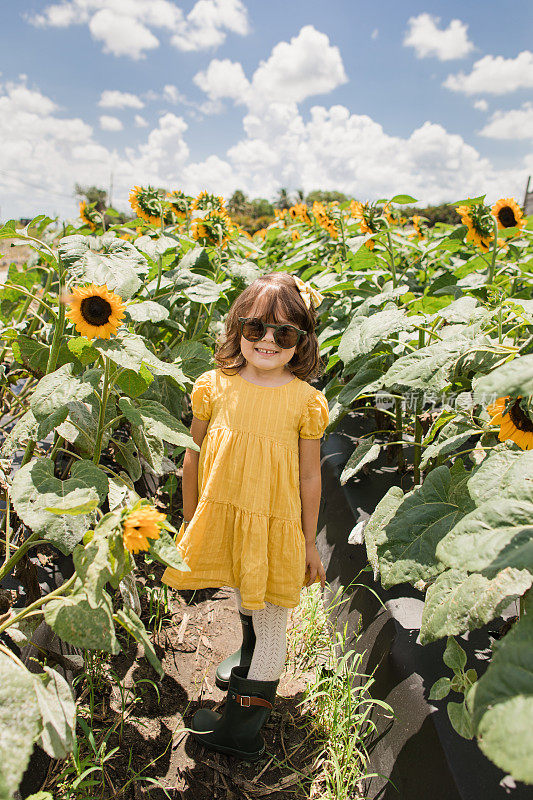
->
xmin=1 ymin=0 xmax=532 ymax=218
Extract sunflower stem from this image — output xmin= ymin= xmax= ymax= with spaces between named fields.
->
xmin=45 ymin=254 xmax=66 ymax=375
xmin=93 ymin=356 xmax=111 ymax=466
xmin=155 ymin=254 xmax=163 ymax=295
xmin=386 ymin=232 xmax=397 ymax=288
xmin=0 ymin=573 xmax=77 ymax=636
xmin=486 ymin=218 xmax=499 ymax=285
xmin=395 ymin=398 xmax=405 ymax=473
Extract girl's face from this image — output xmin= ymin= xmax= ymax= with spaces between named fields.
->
xmin=239 ymin=301 xmax=298 ymax=374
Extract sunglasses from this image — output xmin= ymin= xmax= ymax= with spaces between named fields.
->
xmin=238 ymin=317 xmax=306 ymax=349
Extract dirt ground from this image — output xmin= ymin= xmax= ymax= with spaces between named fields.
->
xmin=78 ymin=569 xmax=323 ymax=800
xmin=0 ymin=239 xmax=33 ymax=281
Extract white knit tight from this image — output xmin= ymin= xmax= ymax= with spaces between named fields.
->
xmin=234 ymin=588 xmax=288 ymax=682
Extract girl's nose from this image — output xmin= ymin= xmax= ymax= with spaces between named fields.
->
xmin=262 ymin=325 xmax=276 ymax=342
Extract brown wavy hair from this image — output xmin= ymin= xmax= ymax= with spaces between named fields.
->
xmin=215 ymin=272 xmax=324 ymax=381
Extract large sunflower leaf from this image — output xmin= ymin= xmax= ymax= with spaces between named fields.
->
xmin=117 ymin=399 xmax=166 ymax=473
xmin=148 ymin=529 xmax=189 ymax=571
xmin=470 ymin=590 xmax=533 ymax=784
xmin=113 ymin=607 xmax=163 ymax=678
xmin=30 ymin=363 xmax=101 ymax=422
xmin=169 ymin=340 xmax=213 ymax=382
xmin=467 ymin=446 xmax=533 ymax=506
xmin=375 ymin=461 xmax=475 ymax=588
xmin=114 ymin=362 xmax=154 ymax=398
xmin=0 ymin=652 xmax=41 ymax=800
xmin=420 ymin=568 xmax=532 ymax=644
xmin=473 ymin=354 xmax=533 ymax=401
xmin=338 ymin=307 xmax=408 ymax=366
xmin=125 ymin=300 xmax=169 ymax=323
xmin=43 ymin=580 xmax=120 ymax=653
xmin=10 ymin=458 xmax=109 ymax=554
xmin=436 ymin=485 xmax=533 ymax=578
xmin=12 ymin=335 xmax=77 ymax=379
xmin=135 ymin=400 xmax=196 ymax=448
xmin=382 ymin=336 xmax=472 ymax=393
xmin=72 ymin=531 xmax=113 ymax=605
xmin=364 ymin=486 xmax=404 ymax=577
xmin=113 ymin=437 xmax=142 ymax=482
xmin=59 ymin=234 xmax=148 ymax=300
xmin=33 ymin=666 xmax=76 ymax=760
xmin=94 ymin=331 xmax=187 ymax=387
xmin=56 ymin=395 xmax=117 ymax=458
xmin=419 ymin=429 xmax=481 ymax=470
xmin=337 ymin=357 xmax=384 ymax=405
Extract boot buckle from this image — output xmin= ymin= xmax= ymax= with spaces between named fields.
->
xmin=239 ymin=695 xmax=251 ymax=707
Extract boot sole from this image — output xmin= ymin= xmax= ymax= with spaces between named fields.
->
xmin=191 ymin=732 xmax=264 ymax=762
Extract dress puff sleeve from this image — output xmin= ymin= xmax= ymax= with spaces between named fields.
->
xmin=299 ymin=389 xmax=329 ymax=439
xmin=190 ymin=371 xmax=212 ymax=421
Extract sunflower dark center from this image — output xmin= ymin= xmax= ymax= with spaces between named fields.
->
xmin=509 ymin=400 xmax=533 ymax=433
xmin=497 ymin=206 xmax=517 ymax=228
xmin=80 ymin=296 xmax=112 ymax=326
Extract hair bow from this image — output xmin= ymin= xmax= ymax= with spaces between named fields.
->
xmin=293 ymin=275 xmax=325 ymax=310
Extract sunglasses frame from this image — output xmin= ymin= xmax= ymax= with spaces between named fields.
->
xmin=238 ymin=316 xmax=307 ymax=349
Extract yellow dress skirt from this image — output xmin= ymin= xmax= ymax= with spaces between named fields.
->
xmin=161 ymin=368 xmax=329 ymax=610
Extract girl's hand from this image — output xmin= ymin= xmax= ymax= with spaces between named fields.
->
xmin=304 ymin=541 xmax=326 ymax=588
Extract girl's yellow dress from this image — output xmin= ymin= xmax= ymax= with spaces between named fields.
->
xmin=161 ymin=368 xmax=329 ymax=610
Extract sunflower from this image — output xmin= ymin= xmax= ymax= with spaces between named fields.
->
xmin=79 ymin=201 xmax=98 ymax=232
xmin=292 ymin=229 xmax=301 ymax=241
xmin=491 ymin=198 xmax=526 ymax=232
xmin=166 ymin=189 xmax=190 ymax=221
xmin=350 ymin=200 xmax=385 ymax=248
xmin=412 ymin=215 xmax=426 ymax=240
xmin=191 ymin=191 xmax=225 ymax=213
xmin=191 ymin=208 xmax=233 ymax=247
xmin=487 ymin=396 xmax=533 ymax=450
xmin=65 ymin=284 xmax=126 ymax=340
xmin=312 ymin=201 xmax=339 ymax=239
xmin=456 ymin=202 xmax=494 ymax=252
xmin=289 ymin=203 xmax=311 ymax=225
xmin=129 ymin=185 xmax=173 ymax=226
xmin=254 ymin=228 xmax=267 ymax=240
xmin=122 ymin=505 xmax=167 ymax=554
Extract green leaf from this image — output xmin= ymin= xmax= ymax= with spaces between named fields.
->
xmin=45 ymin=489 xmax=100 ymax=515
xmin=10 ymin=459 xmax=109 ymax=554
xmin=337 ymin=359 xmax=383 ymax=406
xmin=467 ymin=447 xmax=533 ymax=506
xmin=30 ymin=363 xmax=100 ymax=422
xmin=67 ymin=337 xmax=100 ymax=365
xmin=338 ymin=307 xmax=408 ymax=366
xmin=364 ymin=486 xmax=404 ymax=578
xmin=437 ymin=296 xmax=481 ymax=324
xmin=429 ymin=677 xmax=451 ymax=700
xmin=94 ymin=331 xmax=187 ymax=387
xmin=340 ymin=441 xmax=381 ymax=485
xmin=126 ymin=300 xmax=169 ymax=323
xmin=420 ymin=568 xmax=532 ymax=644
xmin=451 ymin=195 xmax=486 ymax=208
xmin=382 ymin=336 xmax=472 ymax=393
xmin=113 ymin=607 xmax=163 ymax=677
xmin=33 ymin=666 xmax=76 ymax=760
xmin=420 ymin=429 xmax=481 ymax=470
xmin=0 ymin=652 xmax=41 ymax=799
xmin=113 ymin=438 xmax=142 ymax=482
xmin=391 ymin=194 xmax=418 ymax=204
xmin=436 ymin=490 xmax=533 ymax=577
xmin=59 ymin=234 xmax=148 ymax=300
xmin=473 ymin=355 xmax=533 ymax=401
xmin=114 ymin=362 xmax=154 ymax=398
xmin=170 ymin=340 xmax=213 ymax=381
xmin=135 ymin=235 xmax=177 ymax=258
xmin=448 ymin=700 xmax=474 ymax=739
xmin=56 ymin=394 xmax=117 ymax=459
xmin=72 ymin=530 xmax=114 ymax=604
xmin=471 ymin=592 xmax=533 ymax=782
xmin=443 ymin=636 xmax=467 ymax=672
xmin=374 ymin=462 xmax=475 ymax=588
xmin=148 ymin=529 xmax=189 ymax=570
xmin=44 ymin=581 xmax=120 ymax=653
xmin=12 ymin=335 xmax=76 ymax=378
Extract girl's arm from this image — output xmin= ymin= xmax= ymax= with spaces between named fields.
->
xmin=299 ymin=438 xmax=326 ymax=588
xmin=182 ymin=416 xmax=208 ymax=523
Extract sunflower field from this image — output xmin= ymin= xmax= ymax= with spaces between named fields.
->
xmin=0 ymin=187 xmax=532 ymax=798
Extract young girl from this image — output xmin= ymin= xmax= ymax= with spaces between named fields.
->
xmin=161 ymin=271 xmax=329 ymax=762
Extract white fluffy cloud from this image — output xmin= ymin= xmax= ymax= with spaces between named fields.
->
xmin=251 ymin=25 xmax=347 ymax=105
xmin=193 ymin=25 xmax=348 ymax=112
xmin=444 ymin=51 xmax=533 ymax=94
xmin=27 ymin=0 xmax=249 ymax=59
xmin=479 ymin=103 xmax=533 ymax=139
xmin=474 ymin=99 xmax=489 ymax=112
xmin=134 ymin=114 xmax=148 ymax=127
xmin=99 ymin=90 xmax=144 ymax=109
xmin=99 ymin=115 xmax=123 ymax=131
xmin=404 ymin=13 xmax=474 ymax=60
xmin=1 ymin=76 xmax=528 ymax=221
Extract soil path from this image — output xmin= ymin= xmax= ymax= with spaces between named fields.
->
xmin=100 ymin=565 xmax=322 ymax=800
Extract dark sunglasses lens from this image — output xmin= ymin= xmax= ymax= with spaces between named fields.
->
xmin=242 ymin=319 xmax=264 ymax=341
xmin=275 ymin=325 xmax=299 ymax=348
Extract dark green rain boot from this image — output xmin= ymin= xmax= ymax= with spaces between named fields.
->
xmin=215 ymin=611 xmax=256 ymax=690
xmin=191 ymin=665 xmax=279 ymax=761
